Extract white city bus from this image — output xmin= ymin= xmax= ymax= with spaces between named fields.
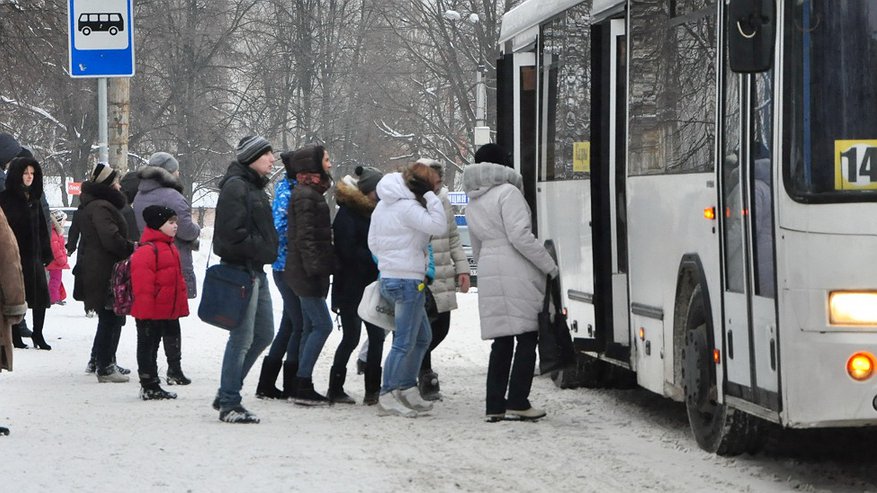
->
xmin=495 ymin=0 xmax=877 ymax=454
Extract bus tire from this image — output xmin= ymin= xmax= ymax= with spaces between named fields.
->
xmin=109 ymin=27 xmax=118 ymax=35
xmin=681 ymin=286 xmax=762 ymax=456
xmin=81 ymin=27 xmax=91 ymax=36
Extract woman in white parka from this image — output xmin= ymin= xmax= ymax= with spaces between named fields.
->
xmin=463 ymin=144 xmax=558 ymax=422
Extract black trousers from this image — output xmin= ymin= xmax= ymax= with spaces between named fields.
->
xmin=161 ymin=322 xmax=182 ymax=367
xmin=94 ymin=308 xmax=125 ymax=373
xmin=485 ymin=331 xmax=538 ymax=415
xmin=137 ymin=319 xmax=177 ymax=385
xmin=420 ymin=310 xmax=451 ymax=374
xmin=334 ymin=301 xmax=384 ymax=370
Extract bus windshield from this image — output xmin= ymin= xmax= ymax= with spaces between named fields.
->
xmin=783 ymin=1 xmax=877 ymax=201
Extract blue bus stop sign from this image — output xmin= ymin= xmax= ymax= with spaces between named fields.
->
xmin=68 ymin=0 xmax=135 ymax=77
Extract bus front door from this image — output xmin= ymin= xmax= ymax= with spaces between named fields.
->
xmin=720 ymin=67 xmax=780 ymax=412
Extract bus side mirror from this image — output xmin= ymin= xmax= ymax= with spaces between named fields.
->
xmin=728 ymin=0 xmax=776 ymax=73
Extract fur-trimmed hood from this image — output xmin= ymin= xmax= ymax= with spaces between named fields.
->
xmin=462 ymin=161 xmax=523 ymax=199
xmin=2 ymin=157 xmax=44 ymax=202
xmin=80 ymin=181 xmax=127 ymax=210
xmin=137 ymin=165 xmax=184 ymax=194
xmin=335 ymin=178 xmax=376 ymax=218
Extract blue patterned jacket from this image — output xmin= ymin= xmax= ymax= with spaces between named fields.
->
xmin=271 ymin=176 xmax=294 ymax=271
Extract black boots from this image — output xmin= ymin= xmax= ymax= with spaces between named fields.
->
xmin=166 ymin=363 xmax=192 ymax=385
xmin=282 ymin=361 xmax=298 ymax=399
xmin=31 ymin=330 xmax=51 ymax=351
xmin=363 ymin=366 xmax=382 ymax=406
xmin=418 ymin=370 xmax=442 ymax=401
xmin=327 ymin=366 xmax=356 ymax=404
xmin=140 ymin=382 xmax=177 ymax=400
xmin=12 ymin=329 xmax=27 ymax=349
xmin=255 ymin=357 xmax=284 ymax=399
xmin=292 ymin=377 xmax=330 ymax=406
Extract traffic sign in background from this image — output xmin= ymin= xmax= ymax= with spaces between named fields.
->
xmin=68 ymin=0 xmax=134 ymax=77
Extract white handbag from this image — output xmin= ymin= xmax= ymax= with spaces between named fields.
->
xmin=357 ymin=280 xmax=396 ymax=331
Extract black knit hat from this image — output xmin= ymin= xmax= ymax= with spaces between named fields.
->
xmin=0 ymin=132 xmax=21 ymax=167
xmin=474 ymin=143 xmax=511 ymax=167
xmin=355 ymin=166 xmax=383 ymax=195
xmin=236 ymin=135 xmax=273 ymax=166
xmin=91 ymin=162 xmax=119 ymax=185
xmin=142 ymin=205 xmax=177 ymax=231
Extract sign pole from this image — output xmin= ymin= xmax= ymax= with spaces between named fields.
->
xmin=97 ymin=77 xmax=109 ymax=163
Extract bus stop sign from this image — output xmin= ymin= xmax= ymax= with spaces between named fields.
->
xmin=68 ymin=0 xmax=134 ymax=77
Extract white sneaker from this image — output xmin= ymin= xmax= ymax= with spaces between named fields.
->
xmin=398 ymin=387 xmax=433 ymax=412
xmin=377 ymin=391 xmax=417 ymax=418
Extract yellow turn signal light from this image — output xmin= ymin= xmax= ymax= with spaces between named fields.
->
xmin=713 ymin=349 xmax=721 ymax=364
xmin=847 ymin=352 xmax=875 ymax=381
xmin=638 ymin=327 xmax=645 ymax=340
xmin=704 ymin=207 xmax=716 ymax=220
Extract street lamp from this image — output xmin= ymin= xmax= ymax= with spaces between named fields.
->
xmin=443 ymin=9 xmax=489 ymax=145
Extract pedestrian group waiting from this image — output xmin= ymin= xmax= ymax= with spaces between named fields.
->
xmin=0 ymin=131 xmax=559 ymax=430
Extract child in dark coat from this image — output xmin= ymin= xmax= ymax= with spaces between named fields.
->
xmin=130 ymin=205 xmax=190 ymax=400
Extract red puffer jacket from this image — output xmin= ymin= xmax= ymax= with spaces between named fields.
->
xmin=130 ymin=227 xmax=190 ymax=320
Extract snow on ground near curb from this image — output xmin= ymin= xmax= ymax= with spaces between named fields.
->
xmin=2 ymin=231 xmax=877 ymax=492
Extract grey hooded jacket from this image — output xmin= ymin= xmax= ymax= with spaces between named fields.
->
xmin=463 ymin=162 xmax=557 ymax=340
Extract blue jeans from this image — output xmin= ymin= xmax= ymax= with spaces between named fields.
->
xmin=219 ymin=270 xmax=274 ymax=410
xmin=291 ymin=296 xmax=333 ymax=379
xmin=380 ymin=278 xmax=432 ymax=393
xmin=266 ymin=270 xmax=303 ymax=363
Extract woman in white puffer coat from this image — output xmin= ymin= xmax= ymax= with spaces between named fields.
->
xmin=463 ymin=144 xmax=558 ymax=423
xmin=368 ymin=163 xmax=447 ymax=417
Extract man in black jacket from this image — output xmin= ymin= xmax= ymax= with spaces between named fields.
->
xmin=212 ymin=135 xmax=279 ymax=424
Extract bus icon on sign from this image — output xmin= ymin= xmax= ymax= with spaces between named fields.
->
xmin=78 ymin=13 xmax=124 ymax=36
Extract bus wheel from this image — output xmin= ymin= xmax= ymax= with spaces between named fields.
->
xmin=682 ymin=319 xmax=762 ymax=455
xmin=81 ymin=27 xmax=91 ymax=36
xmin=109 ymin=27 xmax=118 ymax=35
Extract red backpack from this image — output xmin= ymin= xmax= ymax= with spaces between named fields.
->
xmin=111 ymin=242 xmax=156 ymax=316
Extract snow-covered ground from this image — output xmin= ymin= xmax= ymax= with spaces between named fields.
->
xmin=2 ymin=231 xmax=877 ymax=492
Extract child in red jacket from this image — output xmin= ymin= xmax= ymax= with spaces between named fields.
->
xmin=131 ymin=205 xmax=190 ymax=400
xmin=47 ymin=210 xmax=70 ymax=305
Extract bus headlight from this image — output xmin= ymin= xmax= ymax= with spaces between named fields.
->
xmin=828 ymin=291 xmax=877 ymax=325
xmin=847 ymin=352 xmax=874 ymax=381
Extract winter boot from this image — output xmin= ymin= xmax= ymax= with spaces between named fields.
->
xmin=255 ymin=357 xmax=284 ymax=399
xmin=327 ymin=366 xmax=356 ymax=404
xmin=377 ymin=390 xmax=417 ymax=418
xmin=219 ymin=406 xmax=260 ymax=424
xmin=399 ymin=387 xmax=433 ymax=412
xmin=418 ymin=370 xmax=443 ymax=401
xmin=363 ymin=366 xmax=382 ymax=406
xmin=166 ymin=363 xmax=192 ymax=386
xmin=31 ymin=330 xmax=52 ymax=351
xmin=97 ymin=365 xmax=130 ymax=383
xmin=12 ymin=329 xmax=27 ymax=349
xmin=292 ymin=377 xmax=331 ymax=407
xmin=140 ymin=383 xmax=178 ymax=400
xmin=282 ymin=361 xmax=298 ymax=400
xmin=85 ymin=358 xmax=96 ymax=374
xmin=15 ymin=320 xmax=33 ymax=338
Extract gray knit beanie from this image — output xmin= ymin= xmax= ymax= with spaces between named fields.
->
xmin=147 ymin=151 xmax=180 ymax=173
xmin=236 ymin=135 xmax=273 ymax=166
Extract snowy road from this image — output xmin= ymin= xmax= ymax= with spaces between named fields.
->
xmin=2 ymin=247 xmax=877 ymax=492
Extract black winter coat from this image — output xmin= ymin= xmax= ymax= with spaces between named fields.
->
xmin=331 ymin=180 xmax=378 ymax=310
xmin=0 ymin=159 xmax=52 ymax=310
xmin=213 ymin=161 xmax=278 ymax=268
xmin=72 ymin=181 xmax=135 ymax=311
xmin=284 ymin=178 xmax=334 ymax=298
